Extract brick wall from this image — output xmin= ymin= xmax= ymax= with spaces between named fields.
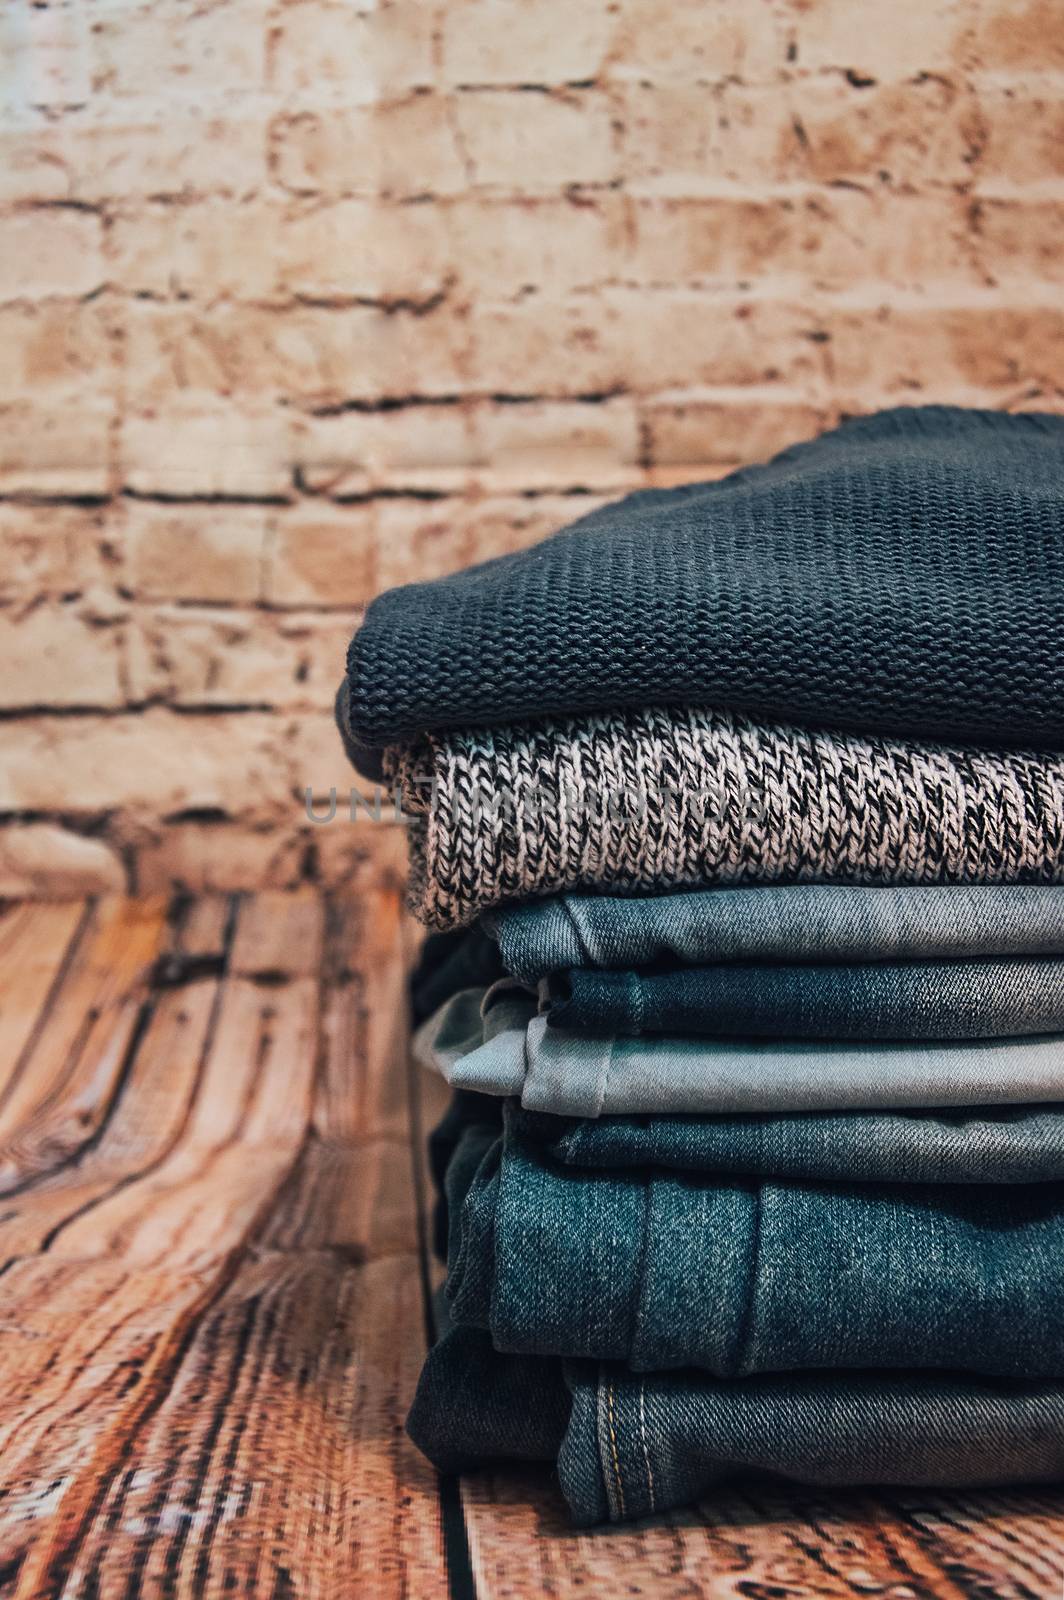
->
xmin=1 ymin=0 xmax=1062 ymax=896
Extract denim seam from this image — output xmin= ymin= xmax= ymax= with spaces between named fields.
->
xmin=561 ymin=898 xmax=597 ymax=969
xmin=627 ymin=1166 xmax=655 ymax=1374
xmin=728 ymin=1183 xmax=765 ymax=1377
xmin=638 ymin=1381 xmax=656 ymax=1513
xmin=593 ymin=1036 xmax=616 ymax=1119
xmin=627 ymin=969 xmax=645 ymax=1035
xmin=604 ymin=1379 xmax=627 ymax=1519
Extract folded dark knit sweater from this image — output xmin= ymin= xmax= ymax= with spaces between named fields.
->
xmin=341 ymin=407 xmax=1064 ymax=775
xmin=390 ymin=706 xmax=1064 ymax=928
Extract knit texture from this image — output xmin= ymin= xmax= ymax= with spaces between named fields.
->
xmin=388 ymin=707 xmax=1064 ymax=928
xmin=344 ymin=407 xmax=1064 ymax=769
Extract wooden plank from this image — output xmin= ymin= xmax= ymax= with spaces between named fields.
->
xmin=0 ymin=901 xmax=88 ymax=1104
xmin=457 ymin=1473 xmax=1064 ymax=1599
xmin=0 ymin=976 xmax=222 ymax=1262
xmin=314 ymin=887 xmax=410 ymax=1144
xmin=0 ymin=891 xmax=447 ymax=1600
xmin=229 ymin=889 xmax=324 ymax=979
xmin=0 ymin=897 xmax=169 ymax=1180
xmin=27 ymin=1253 xmax=448 ymax=1600
xmin=0 ymin=1259 xmax=227 ymax=1584
xmin=172 ymin=895 xmax=232 ymax=962
xmin=44 ymin=976 xmax=318 ymax=1270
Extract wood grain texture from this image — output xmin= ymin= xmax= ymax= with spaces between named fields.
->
xmin=0 ymin=890 xmax=445 ymax=1600
xmin=0 ymin=891 xmax=1061 ymax=1598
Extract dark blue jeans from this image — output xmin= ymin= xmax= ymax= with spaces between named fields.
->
xmin=546 ymin=956 xmax=1064 ymax=1040
xmin=408 ymin=1319 xmax=1064 ymax=1525
xmin=425 ymin=1093 xmax=1064 ymax=1262
xmin=521 ymin=1102 xmax=1064 ymax=1185
xmin=445 ymin=1111 xmax=1064 ymax=1378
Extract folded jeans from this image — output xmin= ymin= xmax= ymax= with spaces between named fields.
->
xmin=488 ymin=883 xmax=1064 ymax=984
xmin=417 ymin=988 xmax=1064 ymax=1117
xmin=443 ymin=1110 xmax=1064 ymax=1378
xmin=408 ymin=1321 xmax=1064 ymax=1525
xmin=546 ymin=956 xmax=1064 ymax=1041
xmin=428 ymin=1093 xmax=1064 ymax=1190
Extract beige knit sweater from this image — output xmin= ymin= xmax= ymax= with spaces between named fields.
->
xmin=386 ymin=707 xmax=1064 ymax=929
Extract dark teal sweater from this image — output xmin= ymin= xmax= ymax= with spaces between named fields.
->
xmin=340 ymin=406 xmax=1064 ymax=775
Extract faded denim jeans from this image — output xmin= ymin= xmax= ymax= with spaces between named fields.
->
xmin=428 ymin=1092 xmax=1064 ymax=1191
xmin=443 ymin=1110 xmax=1064 ymax=1378
xmin=488 ymin=883 xmax=1064 ymax=983
xmin=408 ymin=1317 xmax=1064 ymax=1525
xmin=545 ymin=956 xmax=1064 ymax=1040
xmin=417 ymin=988 xmax=1064 ymax=1116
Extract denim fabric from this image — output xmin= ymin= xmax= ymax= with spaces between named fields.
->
xmin=424 ymin=1098 xmax=1064 ymax=1280
xmin=407 ymin=1323 xmax=1064 ymax=1525
xmin=522 ymin=1103 xmax=1064 ymax=1186
xmin=488 ymin=884 xmax=1064 ymax=984
xmin=546 ymin=956 xmax=1064 ymax=1041
xmin=411 ymin=925 xmax=504 ymax=1026
xmin=444 ymin=1112 xmax=1064 ymax=1378
xmin=417 ymin=988 xmax=1064 ymax=1116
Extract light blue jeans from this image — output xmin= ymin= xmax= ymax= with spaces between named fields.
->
xmin=416 ymin=987 xmax=1064 ymax=1117
xmin=487 ymin=882 xmax=1064 ymax=982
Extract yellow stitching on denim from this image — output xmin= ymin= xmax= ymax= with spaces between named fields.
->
xmin=605 ymin=1381 xmax=626 ymax=1518
xmin=638 ymin=1381 xmax=656 ymax=1512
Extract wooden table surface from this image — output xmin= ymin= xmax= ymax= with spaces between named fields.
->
xmin=0 ymin=889 xmax=1061 ymax=1599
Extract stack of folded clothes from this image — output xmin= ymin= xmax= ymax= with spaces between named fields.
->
xmin=337 ymin=406 xmax=1064 ymax=1525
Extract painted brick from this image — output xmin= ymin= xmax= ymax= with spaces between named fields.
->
xmin=265 ymin=503 xmax=379 ymax=608
xmin=0 ymin=209 xmax=104 ymax=300
xmin=127 ymin=607 xmax=351 ymax=710
xmin=779 ymin=77 xmax=986 ymax=188
xmin=970 ymin=200 xmax=1064 ymax=281
xmin=2 ymin=4 xmax=92 ymax=111
xmin=108 ymin=201 xmax=284 ymax=300
xmin=121 ymin=405 xmax=291 ymax=498
xmin=0 ymin=125 xmax=79 ymax=203
xmin=0 ymin=400 xmax=112 ymax=496
xmin=78 ymin=113 xmax=268 ymax=201
xmin=280 ymin=200 xmax=449 ymax=302
xmin=0 ymin=711 xmax=289 ymax=817
xmin=474 ymin=398 xmax=641 ymax=489
xmin=824 ymin=300 xmax=1064 ymax=393
xmin=0 ymin=301 xmax=113 ymax=402
xmin=121 ymin=502 xmax=269 ymax=602
xmin=447 ymin=195 xmax=623 ymax=294
xmin=467 ymin=292 xmax=827 ymax=393
xmin=292 ymin=407 xmax=479 ymax=497
xmin=610 ymin=0 xmax=787 ymax=82
xmin=120 ymin=301 xmax=467 ymax=407
xmin=968 ymin=0 xmax=1064 ymax=68
xmin=974 ymin=87 xmax=1064 ymax=183
xmin=0 ymin=824 xmax=126 ymax=898
xmin=0 ymin=605 xmax=123 ymax=709
xmin=643 ymin=393 xmax=831 ymax=465
xmin=628 ymin=193 xmax=979 ymax=288
xmin=781 ymin=0 xmax=968 ymax=78
xmin=268 ymin=2 xmax=436 ymax=99
xmin=270 ymin=99 xmax=466 ymax=197
xmin=133 ymin=821 xmax=309 ymax=895
xmin=440 ymin=0 xmax=612 ymax=86
xmin=0 ymin=504 xmax=110 ymax=600
xmin=451 ymin=88 xmax=618 ymax=187
xmin=92 ymin=0 xmax=267 ymax=102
